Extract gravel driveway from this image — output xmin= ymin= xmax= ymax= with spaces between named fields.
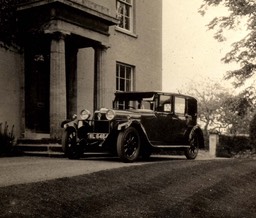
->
xmin=0 ymin=151 xmax=214 ymax=187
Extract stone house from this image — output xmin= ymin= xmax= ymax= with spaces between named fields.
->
xmin=0 ymin=0 xmax=162 ymax=141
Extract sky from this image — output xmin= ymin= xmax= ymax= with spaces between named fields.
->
xmin=162 ymin=0 xmax=244 ymax=92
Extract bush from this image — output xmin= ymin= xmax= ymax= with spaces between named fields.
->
xmin=217 ymin=135 xmax=252 ymax=157
xmin=0 ymin=122 xmax=15 ymax=155
xmin=249 ymin=113 xmax=256 ymax=149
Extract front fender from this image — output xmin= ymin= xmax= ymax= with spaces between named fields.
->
xmin=117 ymin=120 xmax=151 ymax=145
xmin=61 ymin=119 xmax=78 ymax=129
xmin=117 ymin=120 xmax=133 ymax=131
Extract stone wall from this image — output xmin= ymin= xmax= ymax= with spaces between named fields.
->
xmin=0 ymin=45 xmax=24 ymax=140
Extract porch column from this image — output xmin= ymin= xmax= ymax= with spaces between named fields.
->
xmin=94 ymin=46 xmax=107 ymax=111
xmin=50 ymin=32 xmax=67 ymax=139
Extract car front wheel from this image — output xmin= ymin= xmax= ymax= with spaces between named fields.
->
xmin=185 ymin=131 xmax=199 ymax=159
xmin=62 ymin=129 xmax=82 ymax=159
xmin=117 ymin=127 xmax=141 ymax=163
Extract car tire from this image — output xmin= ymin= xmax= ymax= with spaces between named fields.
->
xmin=62 ymin=129 xmax=82 ymax=159
xmin=184 ymin=130 xmax=199 ymax=159
xmin=117 ymin=127 xmax=141 ymax=163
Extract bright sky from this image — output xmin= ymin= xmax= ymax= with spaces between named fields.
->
xmin=162 ymin=0 xmax=243 ymax=92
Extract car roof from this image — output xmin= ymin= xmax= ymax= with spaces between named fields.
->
xmin=114 ymin=91 xmax=196 ymax=101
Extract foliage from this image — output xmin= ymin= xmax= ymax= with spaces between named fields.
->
xmin=0 ymin=0 xmax=29 ymax=46
xmin=199 ymin=0 xmax=256 ymax=88
xmin=219 ymin=90 xmax=255 ymax=134
xmin=0 ymin=0 xmax=18 ymax=46
xmin=183 ymin=78 xmax=231 ymax=133
xmin=249 ymin=112 xmax=256 ymax=148
xmin=217 ymin=134 xmax=252 ymax=157
xmin=182 ymin=78 xmax=255 ymax=135
xmin=0 ymin=121 xmax=15 ymax=155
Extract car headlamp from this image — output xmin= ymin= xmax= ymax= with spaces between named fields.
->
xmin=80 ymin=109 xmax=91 ymax=120
xmin=106 ymin=109 xmax=115 ymax=120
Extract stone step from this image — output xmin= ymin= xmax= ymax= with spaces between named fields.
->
xmin=16 ymin=141 xmax=64 ymax=155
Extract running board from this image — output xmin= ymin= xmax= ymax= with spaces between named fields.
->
xmin=152 ymin=145 xmax=190 ymax=148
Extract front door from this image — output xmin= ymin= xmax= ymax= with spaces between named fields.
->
xmin=25 ymin=38 xmax=50 ymax=134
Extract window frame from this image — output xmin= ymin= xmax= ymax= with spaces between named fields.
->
xmin=174 ymin=97 xmax=186 ymax=115
xmin=116 ymin=62 xmax=134 ymax=109
xmin=116 ymin=62 xmax=134 ymax=92
xmin=116 ymin=0 xmax=134 ymax=33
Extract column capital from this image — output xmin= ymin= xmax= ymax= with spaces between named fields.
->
xmin=44 ymin=30 xmax=70 ymax=40
xmin=93 ymin=43 xmax=110 ymax=51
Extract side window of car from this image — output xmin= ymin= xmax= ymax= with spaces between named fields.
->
xmin=158 ymin=95 xmax=172 ymax=112
xmin=175 ymin=97 xmax=185 ymax=114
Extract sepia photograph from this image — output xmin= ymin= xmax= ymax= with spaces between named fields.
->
xmin=0 ymin=0 xmax=256 ymax=217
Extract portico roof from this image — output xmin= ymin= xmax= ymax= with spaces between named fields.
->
xmin=16 ymin=0 xmax=118 ymax=45
xmin=17 ymin=0 xmax=118 ymax=26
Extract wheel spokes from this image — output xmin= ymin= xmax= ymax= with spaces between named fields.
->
xmin=68 ymin=132 xmax=76 ymax=148
xmin=124 ymin=133 xmax=138 ymax=157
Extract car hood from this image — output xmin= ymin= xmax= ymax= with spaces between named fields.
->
xmin=94 ymin=108 xmax=155 ymax=120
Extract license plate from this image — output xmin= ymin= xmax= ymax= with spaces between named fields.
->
xmin=88 ymin=133 xmax=109 ymax=140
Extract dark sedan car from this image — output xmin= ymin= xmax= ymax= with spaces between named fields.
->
xmin=61 ymin=91 xmax=204 ymax=162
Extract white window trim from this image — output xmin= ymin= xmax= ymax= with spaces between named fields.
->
xmin=116 ymin=62 xmax=134 ymax=92
xmin=116 ymin=0 xmax=134 ymax=33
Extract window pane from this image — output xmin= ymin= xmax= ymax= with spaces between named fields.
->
xmin=120 ymin=65 xmax=125 ymax=78
xmin=126 ymin=69 xmax=131 ymax=80
xmin=116 ymin=65 xmax=119 ymax=77
xmin=175 ymin=97 xmax=185 ymax=114
xmin=125 ymin=4 xmax=129 ymax=16
xmin=126 ymin=80 xmax=130 ymax=91
xmin=116 ymin=78 xmax=119 ymax=90
xmin=120 ymin=78 xmax=125 ymax=91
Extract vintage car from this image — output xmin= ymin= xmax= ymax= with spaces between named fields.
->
xmin=61 ymin=91 xmax=204 ymax=162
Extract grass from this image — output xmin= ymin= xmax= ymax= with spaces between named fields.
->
xmin=1 ymin=158 xmax=256 ymax=218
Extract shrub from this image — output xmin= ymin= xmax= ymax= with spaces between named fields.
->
xmin=0 ymin=122 xmax=15 ymax=155
xmin=249 ymin=113 xmax=256 ymax=149
xmin=217 ymin=134 xmax=252 ymax=157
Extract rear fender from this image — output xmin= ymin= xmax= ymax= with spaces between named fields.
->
xmin=189 ymin=125 xmax=205 ymax=148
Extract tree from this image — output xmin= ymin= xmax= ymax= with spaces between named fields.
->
xmin=199 ymin=0 xmax=256 ymax=88
xmin=218 ymin=91 xmax=255 ymax=134
xmin=181 ymin=78 xmax=255 ymax=135
xmin=0 ymin=0 xmax=27 ymax=47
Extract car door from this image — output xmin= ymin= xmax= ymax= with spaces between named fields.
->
xmin=141 ymin=94 xmax=188 ymax=145
xmin=154 ymin=95 xmax=187 ymax=145
xmin=141 ymin=94 xmax=176 ymax=145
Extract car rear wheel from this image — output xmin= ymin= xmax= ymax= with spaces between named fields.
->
xmin=185 ymin=131 xmax=199 ymax=159
xmin=62 ymin=129 xmax=82 ymax=159
xmin=117 ymin=127 xmax=141 ymax=162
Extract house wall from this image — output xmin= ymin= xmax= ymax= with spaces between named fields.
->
xmin=76 ymin=0 xmax=162 ymax=110
xmin=0 ymin=46 xmax=24 ymax=139
xmin=102 ymin=0 xmax=163 ymax=108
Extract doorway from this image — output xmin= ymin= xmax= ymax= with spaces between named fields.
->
xmin=25 ymin=37 xmax=50 ymax=134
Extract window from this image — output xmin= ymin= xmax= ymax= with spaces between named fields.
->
xmin=116 ymin=0 xmax=133 ymax=31
xmin=116 ymin=63 xmax=134 ymax=109
xmin=158 ymin=95 xmax=172 ymax=112
xmin=116 ymin=63 xmax=133 ymax=91
xmin=175 ymin=97 xmax=185 ymax=114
